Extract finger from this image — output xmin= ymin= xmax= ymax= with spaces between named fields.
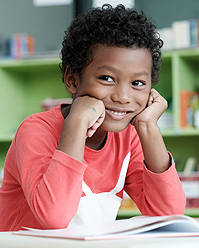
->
xmin=86 ymin=122 xmax=102 ymax=137
xmin=87 ymin=113 xmax=105 ymax=138
xmin=147 ymin=91 xmax=154 ymax=106
xmin=148 ymin=89 xmax=161 ymax=105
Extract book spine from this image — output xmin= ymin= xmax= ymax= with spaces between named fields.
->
xmin=21 ymin=33 xmax=27 ymax=58
xmin=181 ymin=91 xmax=190 ymax=128
xmin=172 ymin=20 xmax=190 ymax=49
xmin=190 ymin=19 xmax=198 ymax=47
xmin=180 ymin=91 xmax=198 ymax=128
xmin=8 ymin=33 xmax=35 ymax=59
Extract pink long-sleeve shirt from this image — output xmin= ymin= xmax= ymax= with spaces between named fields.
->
xmin=0 ymin=105 xmax=186 ymax=231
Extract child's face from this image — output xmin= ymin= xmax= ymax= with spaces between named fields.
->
xmin=74 ymin=44 xmax=152 ymax=133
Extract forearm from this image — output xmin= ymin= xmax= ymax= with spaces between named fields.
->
xmin=25 ymin=151 xmax=86 ymax=229
xmin=125 ymin=154 xmax=186 ymax=216
xmin=135 ymin=122 xmax=170 ymax=173
xmin=16 ymin=121 xmax=87 ymax=229
xmin=57 ymin=115 xmax=87 ymax=163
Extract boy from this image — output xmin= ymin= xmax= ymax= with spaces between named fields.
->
xmin=0 ymin=4 xmax=186 ymax=231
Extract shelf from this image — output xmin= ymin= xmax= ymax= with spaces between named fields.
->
xmin=0 ymin=57 xmax=70 ymax=148
xmin=161 ymin=128 xmax=199 ymax=137
xmin=117 ymin=208 xmax=199 ymax=219
xmin=0 ymin=134 xmax=15 ymax=142
xmin=185 ymin=208 xmax=199 ymax=217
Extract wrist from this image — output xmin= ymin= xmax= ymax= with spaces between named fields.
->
xmin=134 ymin=120 xmax=159 ymax=135
xmin=57 ymin=115 xmax=88 ymax=163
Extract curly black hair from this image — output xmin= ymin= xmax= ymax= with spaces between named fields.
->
xmin=60 ymin=4 xmax=163 ymax=85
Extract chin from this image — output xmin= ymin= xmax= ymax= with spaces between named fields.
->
xmin=101 ymin=122 xmax=130 ymax=133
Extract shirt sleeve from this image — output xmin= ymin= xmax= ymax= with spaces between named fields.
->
xmin=124 ymin=140 xmax=186 ymax=216
xmin=15 ymin=116 xmax=87 ymax=229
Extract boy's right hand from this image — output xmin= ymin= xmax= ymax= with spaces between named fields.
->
xmin=58 ymin=96 xmax=105 ymax=162
xmin=68 ymin=96 xmax=106 ymax=138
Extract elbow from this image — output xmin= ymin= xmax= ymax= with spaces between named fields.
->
xmin=141 ymin=192 xmax=187 ymax=216
xmin=39 ymin=209 xmax=74 ymax=229
xmin=165 ymin=190 xmax=186 ymax=216
xmin=171 ymin=193 xmax=186 ymax=215
xmin=32 ymin=202 xmax=77 ymax=229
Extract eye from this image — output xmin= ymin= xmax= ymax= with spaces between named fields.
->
xmin=99 ymin=76 xmax=114 ymax=82
xmin=132 ymin=81 xmax=145 ymax=86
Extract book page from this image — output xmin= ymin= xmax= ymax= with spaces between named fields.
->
xmin=14 ymin=215 xmax=199 ymax=240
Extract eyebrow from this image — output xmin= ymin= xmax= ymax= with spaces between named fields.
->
xmin=96 ymin=65 xmax=150 ymax=77
xmin=133 ymin=71 xmax=150 ymax=77
xmin=96 ymin=65 xmax=117 ymax=73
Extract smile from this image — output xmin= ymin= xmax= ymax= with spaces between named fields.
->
xmin=107 ymin=109 xmax=127 ymax=116
xmin=105 ymin=108 xmax=132 ymax=120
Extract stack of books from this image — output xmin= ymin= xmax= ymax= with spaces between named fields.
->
xmin=158 ymin=19 xmax=199 ymax=50
xmin=8 ymin=33 xmax=35 ymax=59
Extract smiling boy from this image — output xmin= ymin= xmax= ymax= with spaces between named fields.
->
xmin=0 ymin=4 xmax=186 ymax=231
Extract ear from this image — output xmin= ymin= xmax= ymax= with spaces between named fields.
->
xmin=64 ymin=66 xmax=79 ymax=94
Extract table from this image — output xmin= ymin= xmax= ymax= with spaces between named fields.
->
xmin=1 ymin=232 xmax=199 ymax=248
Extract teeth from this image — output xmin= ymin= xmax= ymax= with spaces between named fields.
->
xmin=108 ymin=109 xmax=127 ymax=116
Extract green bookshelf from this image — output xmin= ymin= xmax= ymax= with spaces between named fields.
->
xmin=0 ymin=57 xmax=71 ymax=163
xmin=153 ymin=48 xmax=199 ymax=171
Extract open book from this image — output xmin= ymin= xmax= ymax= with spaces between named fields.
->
xmin=14 ymin=215 xmax=199 ymax=240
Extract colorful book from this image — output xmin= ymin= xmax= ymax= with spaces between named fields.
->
xmin=9 ymin=33 xmax=35 ymax=59
xmin=180 ymin=90 xmax=198 ymax=128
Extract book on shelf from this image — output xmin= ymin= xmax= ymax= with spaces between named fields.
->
xmin=172 ymin=20 xmax=191 ymax=49
xmin=9 ymin=33 xmax=35 ymax=59
xmin=183 ymin=157 xmax=198 ymax=174
xmin=158 ymin=19 xmax=199 ymax=50
xmin=14 ymin=215 xmax=199 ymax=240
xmin=157 ymin=110 xmax=173 ymax=130
xmin=179 ymin=171 xmax=199 ymax=208
xmin=180 ymin=90 xmax=199 ymax=128
xmin=119 ymin=191 xmax=138 ymax=211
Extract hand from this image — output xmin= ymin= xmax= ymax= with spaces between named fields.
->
xmin=130 ymin=89 xmax=170 ymax=173
xmin=131 ymin=89 xmax=168 ymax=129
xmin=68 ymin=96 xmax=106 ymax=138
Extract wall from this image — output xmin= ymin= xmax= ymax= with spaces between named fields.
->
xmin=0 ymin=0 xmax=74 ymax=52
xmin=1 ymin=0 xmax=199 ymax=53
xmin=73 ymin=0 xmax=199 ymax=29
xmin=135 ymin=0 xmax=199 ymax=29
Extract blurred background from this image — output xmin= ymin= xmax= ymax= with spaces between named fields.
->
xmin=1 ymin=0 xmax=199 ymax=54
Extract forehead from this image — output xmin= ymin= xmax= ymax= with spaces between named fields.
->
xmin=87 ymin=44 xmax=152 ymax=73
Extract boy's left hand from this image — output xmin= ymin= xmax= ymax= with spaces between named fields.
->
xmin=131 ymin=89 xmax=168 ymax=128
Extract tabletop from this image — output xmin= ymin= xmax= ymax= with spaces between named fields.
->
xmin=1 ymin=232 xmax=199 ymax=248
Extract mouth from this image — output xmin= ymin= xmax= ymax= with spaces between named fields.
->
xmin=105 ymin=108 xmax=133 ymax=120
xmin=106 ymin=109 xmax=127 ymax=116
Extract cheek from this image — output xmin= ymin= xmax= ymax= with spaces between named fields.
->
xmin=135 ymin=91 xmax=150 ymax=108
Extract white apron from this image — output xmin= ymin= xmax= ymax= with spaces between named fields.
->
xmin=68 ymin=152 xmax=131 ymax=227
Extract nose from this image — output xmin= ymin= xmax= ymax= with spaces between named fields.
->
xmin=111 ymin=84 xmax=131 ymax=104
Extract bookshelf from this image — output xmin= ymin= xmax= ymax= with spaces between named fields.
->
xmin=0 ymin=57 xmax=71 ymax=167
xmin=1 ymin=49 xmax=199 ymax=216
xmin=154 ymin=48 xmax=199 ymax=171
